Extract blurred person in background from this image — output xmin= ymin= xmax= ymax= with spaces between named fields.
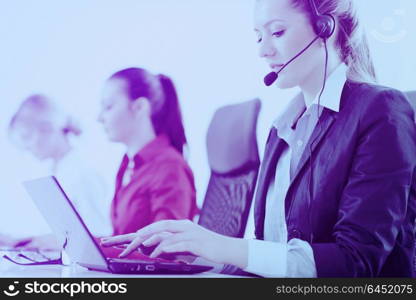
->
xmin=98 ymin=67 xmax=198 ymax=236
xmin=3 ymin=94 xmax=112 ymax=249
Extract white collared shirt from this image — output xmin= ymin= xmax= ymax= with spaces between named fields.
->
xmin=244 ymin=64 xmax=347 ymax=277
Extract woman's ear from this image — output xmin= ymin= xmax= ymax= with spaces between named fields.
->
xmin=131 ymin=97 xmax=151 ymax=117
xmin=326 ymin=17 xmax=340 ymax=49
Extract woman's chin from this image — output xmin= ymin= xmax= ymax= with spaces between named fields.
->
xmin=31 ymin=152 xmax=48 ymax=161
xmin=274 ymin=76 xmax=297 ymax=89
xmin=106 ymin=133 xmax=123 ymax=144
xmin=107 ymin=136 xmax=119 ymax=143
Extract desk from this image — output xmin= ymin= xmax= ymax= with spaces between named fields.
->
xmin=0 ymin=253 xmax=238 ymax=278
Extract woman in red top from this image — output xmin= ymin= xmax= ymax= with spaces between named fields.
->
xmin=98 ymin=67 xmax=198 ymax=235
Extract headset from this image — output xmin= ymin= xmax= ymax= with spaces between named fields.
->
xmin=308 ymin=0 xmax=336 ymax=39
xmin=267 ymin=0 xmax=336 ymax=243
xmin=306 ymin=0 xmax=335 ymax=243
xmin=263 ymin=0 xmax=336 ymax=86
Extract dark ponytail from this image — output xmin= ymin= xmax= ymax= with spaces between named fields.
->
xmin=155 ymin=74 xmax=187 ymax=155
xmin=110 ymin=68 xmax=187 ymax=155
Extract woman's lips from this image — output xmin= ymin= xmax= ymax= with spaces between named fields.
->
xmin=270 ymin=63 xmax=284 ymax=70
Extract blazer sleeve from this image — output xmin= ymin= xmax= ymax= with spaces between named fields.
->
xmin=311 ymin=89 xmax=416 ymax=277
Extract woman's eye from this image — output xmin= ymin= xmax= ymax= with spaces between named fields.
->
xmin=256 ymin=35 xmax=262 ymax=43
xmin=272 ymin=30 xmax=285 ymax=38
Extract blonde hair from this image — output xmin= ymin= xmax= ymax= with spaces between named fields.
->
xmin=290 ymin=0 xmax=377 ymax=84
xmin=9 ymin=94 xmax=82 ymax=136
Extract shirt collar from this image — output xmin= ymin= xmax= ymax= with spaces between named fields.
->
xmin=273 ymin=63 xmax=347 ymax=131
xmin=126 ymin=134 xmax=171 ymax=168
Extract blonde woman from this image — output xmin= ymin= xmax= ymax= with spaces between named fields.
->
xmin=8 ymin=94 xmax=111 ymax=248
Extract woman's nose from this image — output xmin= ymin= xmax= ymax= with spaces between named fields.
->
xmin=258 ymin=38 xmax=277 ymax=58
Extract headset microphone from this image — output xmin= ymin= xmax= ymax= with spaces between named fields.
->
xmin=264 ymin=0 xmax=335 ymax=87
xmin=274 ymin=0 xmax=336 ymax=242
xmin=264 ymin=71 xmax=279 ymax=87
xmin=263 ymin=36 xmax=320 ymax=86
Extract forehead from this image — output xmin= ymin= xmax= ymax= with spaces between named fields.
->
xmin=102 ymin=78 xmax=129 ymax=103
xmin=13 ymin=108 xmax=59 ymax=130
xmin=103 ymin=78 xmax=128 ymax=95
xmin=254 ymin=0 xmax=304 ymax=30
xmin=15 ymin=105 xmax=51 ymax=122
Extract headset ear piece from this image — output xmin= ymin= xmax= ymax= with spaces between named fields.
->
xmin=308 ymin=0 xmax=336 ymax=39
xmin=315 ymin=14 xmax=335 ymax=39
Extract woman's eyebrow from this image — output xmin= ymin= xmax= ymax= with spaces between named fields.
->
xmin=265 ymin=18 xmax=285 ymax=26
xmin=255 ymin=18 xmax=286 ymax=31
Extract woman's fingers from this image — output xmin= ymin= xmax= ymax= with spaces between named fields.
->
xmin=100 ymin=233 xmax=137 ymax=247
xmin=151 ymin=241 xmax=195 ymax=258
xmin=119 ymin=235 xmax=147 ymax=257
xmin=149 ymin=232 xmax=193 ymax=258
xmin=142 ymin=232 xmax=172 ymax=247
xmin=137 ymin=220 xmax=193 ymax=237
xmin=103 ymin=220 xmax=195 ymax=256
xmin=121 ymin=231 xmax=179 ymax=257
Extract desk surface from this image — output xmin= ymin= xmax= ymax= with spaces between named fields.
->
xmin=0 ymin=262 xmax=236 ymax=278
xmin=0 ymin=251 xmax=237 ymax=278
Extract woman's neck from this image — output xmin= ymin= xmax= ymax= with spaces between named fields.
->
xmin=125 ymin=124 xmax=157 ymax=159
xmin=51 ymin=140 xmax=72 ymax=172
xmin=300 ymin=56 xmax=342 ymax=108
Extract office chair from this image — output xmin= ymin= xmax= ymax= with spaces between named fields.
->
xmin=405 ymin=91 xmax=416 ymax=276
xmin=405 ymin=91 xmax=416 ymax=118
xmin=197 ymin=99 xmax=261 ymax=239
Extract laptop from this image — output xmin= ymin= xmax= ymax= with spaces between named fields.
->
xmin=22 ymin=176 xmax=212 ymax=275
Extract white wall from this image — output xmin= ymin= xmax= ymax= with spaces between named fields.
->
xmin=0 ymin=0 xmax=415 ymax=237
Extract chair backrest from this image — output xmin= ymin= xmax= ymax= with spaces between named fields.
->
xmin=198 ymin=99 xmax=261 ymax=238
xmin=405 ymin=91 xmax=416 ymax=119
xmin=405 ymin=91 xmax=416 ymax=275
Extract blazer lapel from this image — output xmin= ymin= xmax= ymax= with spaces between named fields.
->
xmin=254 ymin=128 xmax=288 ymax=239
xmin=285 ymin=109 xmax=336 ymax=214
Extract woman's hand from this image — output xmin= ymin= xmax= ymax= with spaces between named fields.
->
xmin=101 ymin=220 xmax=248 ymax=269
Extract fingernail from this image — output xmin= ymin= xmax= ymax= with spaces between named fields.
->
xmin=142 ymin=240 xmax=149 ymax=246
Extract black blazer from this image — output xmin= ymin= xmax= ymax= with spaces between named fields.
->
xmin=254 ymin=81 xmax=416 ymax=277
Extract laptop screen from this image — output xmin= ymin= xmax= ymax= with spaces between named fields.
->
xmin=23 ymin=176 xmax=109 ymax=271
